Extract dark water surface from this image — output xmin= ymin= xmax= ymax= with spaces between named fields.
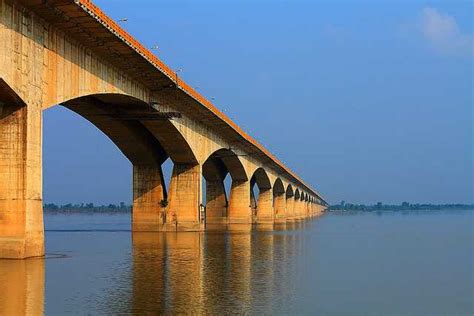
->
xmin=0 ymin=211 xmax=472 ymax=315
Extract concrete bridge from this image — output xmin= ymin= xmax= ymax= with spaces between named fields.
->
xmin=0 ymin=0 xmax=327 ymax=258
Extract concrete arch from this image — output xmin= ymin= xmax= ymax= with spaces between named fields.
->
xmin=273 ymin=178 xmax=285 ymax=196
xmin=251 ymin=168 xmax=272 ymax=191
xmin=61 ymin=94 xmax=166 ymax=165
xmin=203 ymin=149 xmax=248 ymax=181
xmin=1 ymin=80 xmax=203 ymax=235
xmin=286 ymin=184 xmax=295 ymax=198
xmin=202 ymin=148 xmax=248 ymax=225
xmin=61 ymin=93 xmax=197 ymax=165
xmin=55 ymin=93 xmax=201 ymax=231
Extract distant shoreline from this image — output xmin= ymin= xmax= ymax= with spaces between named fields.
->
xmin=325 ymin=208 xmax=473 ymax=213
xmin=42 ymin=202 xmax=474 ymax=214
xmin=326 ymin=202 xmax=474 ymax=212
xmin=44 ymin=203 xmax=131 ymax=214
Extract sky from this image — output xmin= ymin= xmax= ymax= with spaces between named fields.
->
xmin=43 ymin=0 xmax=473 ymax=205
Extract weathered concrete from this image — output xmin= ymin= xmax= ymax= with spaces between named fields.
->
xmin=0 ymin=0 xmax=327 ymax=258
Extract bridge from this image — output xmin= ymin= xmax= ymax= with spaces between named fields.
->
xmin=0 ymin=0 xmax=327 ymax=259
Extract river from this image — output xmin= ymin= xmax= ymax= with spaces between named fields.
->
xmin=0 ymin=210 xmax=472 ymax=315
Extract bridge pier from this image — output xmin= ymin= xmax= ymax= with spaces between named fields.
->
xmin=286 ymin=196 xmax=296 ymax=221
xmin=0 ymin=88 xmax=44 ymax=259
xmin=165 ymin=164 xmax=203 ymax=231
xmin=204 ymin=178 xmax=228 ymax=227
xmin=202 ymin=158 xmax=228 ymax=230
xmin=133 ymin=163 xmax=203 ymax=232
xmin=273 ymin=192 xmax=286 ymax=223
xmin=132 ymin=164 xmax=167 ymax=231
xmin=255 ymin=187 xmax=274 ymax=225
xmin=227 ymin=180 xmax=252 ymax=230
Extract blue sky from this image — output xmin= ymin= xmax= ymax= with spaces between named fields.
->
xmin=43 ymin=0 xmax=473 ymax=205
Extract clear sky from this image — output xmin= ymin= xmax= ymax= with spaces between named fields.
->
xmin=43 ymin=0 xmax=473 ymax=205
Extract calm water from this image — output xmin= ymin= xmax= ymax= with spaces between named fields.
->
xmin=0 ymin=211 xmax=472 ymax=315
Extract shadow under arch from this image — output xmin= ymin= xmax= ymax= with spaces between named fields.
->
xmin=201 ymin=148 xmax=248 ymax=227
xmin=61 ymin=93 xmax=197 ymax=165
xmin=250 ymin=168 xmax=273 ymax=223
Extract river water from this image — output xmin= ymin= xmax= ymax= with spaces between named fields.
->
xmin=0 ymin=210 xmax=472 ymax=315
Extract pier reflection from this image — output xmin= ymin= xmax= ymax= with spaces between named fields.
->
xmin=0 ymin=258 xmax=45 ymax=315
xmin=131 ymin=226 xmax=301 ymax=314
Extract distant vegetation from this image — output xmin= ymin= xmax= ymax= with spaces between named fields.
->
xmin=327 ymin=201 xmax=474 ymax=212
xmin=44 ymin=203 xmax=131 ymax=213
xmin=43 ymin=201 xmax=474 ymax=213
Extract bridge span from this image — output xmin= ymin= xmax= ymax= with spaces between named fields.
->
xmin=0 ymin=0 xmax=327 ymax=258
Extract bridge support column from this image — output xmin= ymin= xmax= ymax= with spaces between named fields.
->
xmin=166 ymin=164 xmax=203 ymax=231
xmin=132 ymin=165 xmax=166 ymax=231
xmin=256 ymin=188 xmax=274 ymax=226
xmin=205 ymin=178 xmax=228 ymax=228
xmin=228 ymin=180 xmax=251 ymax=230
xmin=274 ymin=193 xmax=286 ymax=223
xmin=0 ymin=93 xmax=44 ymax=259
xmin=286 ymin=197 xmax=295 ymax=221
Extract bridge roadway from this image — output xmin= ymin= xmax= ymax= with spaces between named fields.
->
xmin=0 ymin=0 xmax=327 ymax=258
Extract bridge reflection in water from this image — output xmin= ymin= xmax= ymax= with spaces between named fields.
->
xmin=0 ymin=258 xmax=44 ymax=315
xmin=0 ymin=222 xmax=310 ymax=314
xmin=129 ymin=223 xmax=306 ymax=314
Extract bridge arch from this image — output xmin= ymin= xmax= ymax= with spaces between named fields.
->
xmin=55 ymin=93 xmax=201 ymax=231
xmin=61 ymin=93 xmax=197 ymax=165
xmin=201 ymin=148 xmax=248 ymax=225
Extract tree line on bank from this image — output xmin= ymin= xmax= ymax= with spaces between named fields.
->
xmin=43 ymin=201 xmax=474 ymax=213
xmin=327 ymin=201 xmax=474 ymax=212
xmin=44 ymin=203 xmax=131 ymax=213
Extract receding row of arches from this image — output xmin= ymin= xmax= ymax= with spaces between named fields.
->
xmin=200 ymin=150 xmax=322 ymax=226
xmin=2 ymin=88 xmax=323 ymax=237
xmin=57 ymin=93 xmax=324 ymax=228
